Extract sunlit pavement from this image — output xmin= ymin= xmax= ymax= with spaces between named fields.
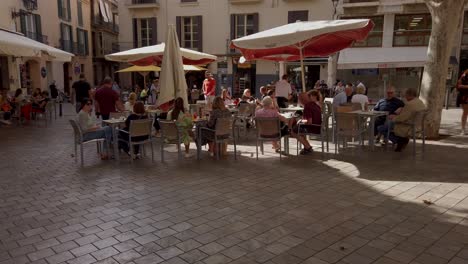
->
xmin=1 ymin=104 xmax=468 ymax=264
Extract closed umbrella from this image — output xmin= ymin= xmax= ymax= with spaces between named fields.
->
xmin=231 ymin=19 xmax=374 ymax=92
xmin=157 ymin=25 xmax=189 ymax=110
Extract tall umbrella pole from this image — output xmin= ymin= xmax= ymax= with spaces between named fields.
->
xmin=299 ymin=46 xmax=306 ymax=92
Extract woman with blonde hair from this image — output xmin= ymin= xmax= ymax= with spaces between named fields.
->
xmin=221 ymin=88 xmax=232 ymax=105
xmin=124 ymin=92 xmax=137 ymax=112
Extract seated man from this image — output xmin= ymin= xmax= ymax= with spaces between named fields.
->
xmin=332 ymin=83 xmax=353 ymax=110
xmin=77 ymin=98 xmax=113 ymax=159
xmin=388 ymin=88 xmax=426 ymax=152
xmin=291 ymin=90 xmax=322 ymax=155
xmin=374 ymin=86 xmax=405 ymax=142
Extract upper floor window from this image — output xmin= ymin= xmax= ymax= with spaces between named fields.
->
xmin=288 ymin=10 xmax=308 ymax=23
xmin=60 ymin=23 xmax=73 ymax=52
xmin=232 ymin=13 xmax=258 ymax=39
xmin=394 ymin=14 xmax=431 ymax=47
xmin=20 ymin=13 xmax=45 ymax=43
xmin=76 ymin=28 xmax=89 ymax=56
xmin=77 ymin=1 xmax=83 ymax=27
xmin=462 ymin=11 xmax=468 ymax=45
xmin=347 ymin=16 xmax=383 ymax=47
xmin=133 ymin=18 xmax=157 ymax=47
xmin=58 ymin=0 xmax=71 ymax=21
xmin=176 ymin=16 xmax=202 ymax=51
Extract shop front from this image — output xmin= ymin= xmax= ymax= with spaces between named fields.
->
xmin=232 ymin=56 xmax=256 ymax=98
xmin=285 ymin=57 xmax=327 ymax=92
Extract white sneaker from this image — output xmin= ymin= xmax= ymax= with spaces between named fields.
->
xmin=184 ymin=153 xmax=194 ymax=158
xmin=461 ymin=129 xmax=466 ymax=136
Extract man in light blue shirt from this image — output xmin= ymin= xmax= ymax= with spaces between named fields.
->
xmin=333 ymin=84 xmax=353 ymax=109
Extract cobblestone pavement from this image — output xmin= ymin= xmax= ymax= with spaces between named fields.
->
xmin=1 ymin=105 xmax=468 ymax=264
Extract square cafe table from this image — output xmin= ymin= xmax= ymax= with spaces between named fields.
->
xmin=103 ymin=118 xmax=126 ymax=161
xmin=350 ymin=110 xmax=389 ymax=150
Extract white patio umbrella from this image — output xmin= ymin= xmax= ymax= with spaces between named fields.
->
xmin=231 ymin=20 xmax=374 ymax=92
xmin=105 ymin=43 xmax=217 ymax=66
xmin=157 ymin=25 xmax=189 ymax=110
xmin=0 ymin=28 xmax=73 ymax=61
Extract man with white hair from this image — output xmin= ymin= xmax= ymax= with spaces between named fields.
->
xmin=332 ymin=83 xmax=354 ymax=109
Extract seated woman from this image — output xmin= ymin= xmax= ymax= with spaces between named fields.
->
xmin=351 ymin=84 xmax=369 ymax=110
xmin=221 ymin=88 xmax=232 ymax=105
xmin=32 ymin=91 xmax=49 ymax=112
xmin=77 ymin=98 xmax=113 ymax=160
xmin=255 ymin=96 xmax=289 ymax=152
xmin=167 ymin=97 xmax=194 ymax=158
xmin=290 ymin=90 xmax=322 ymax=155
xmin=124 ymin=92 xmax=137 ymax=112
xmin=118 ymin=101 xmax=149 ymax=158
xmin=237 ymin=89 xmax=255 ymax=107
xmin=202 ymin=96 xmax=231 ymax=156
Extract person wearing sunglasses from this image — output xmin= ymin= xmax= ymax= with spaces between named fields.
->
xmin=77 ymin=98 xmax=113 ymax=160
xmin=373 ymin=86 xmax=405 ymax=144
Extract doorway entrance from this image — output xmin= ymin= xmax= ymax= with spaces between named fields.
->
xmin=232 ymin=62 xmax=256 ymax=97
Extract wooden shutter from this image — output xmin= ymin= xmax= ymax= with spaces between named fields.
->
xmin=132 ymin=18 xmax=138 ymax=48
xmin=252 ymin=13 xmax=259 ymax=33
xmin=76 ymin=28 xmax=81 ymax=54
xmin=176 ymin=16 xmax=182 ymax=44
xmin=84 ymin=30 xmax=89 ymax=55
xmin=67 ymin=0 xmax=71 ymax=21
xmin=150 ymin=17 xmax=157 ymax=45
xmin=230 ymin=14 xmax=236 ymax=52
xmin=35 ymin=14 xmax=42 ymax=42
xmin=20 ymin=13 xmax=27 ymax=35
xmin=57 ymin=0 xmax=63 ymax=19
xmin=196 ymin=16 xmax=202 ymax=51
xmin=60 ymin=23 xmax=64 ymax=49
xmin=69 ymin=25 xmax=74 ymax=53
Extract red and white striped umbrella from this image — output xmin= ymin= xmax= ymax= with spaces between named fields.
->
xmin=231 ymin=19 xmax=374 ymax=91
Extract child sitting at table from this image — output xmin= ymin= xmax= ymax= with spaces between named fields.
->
xmin=167 ymin=97 xmax=194 ymax=158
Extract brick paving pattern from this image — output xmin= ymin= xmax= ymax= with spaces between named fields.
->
xmin=1 ymin=105 xmax=468 ymax=264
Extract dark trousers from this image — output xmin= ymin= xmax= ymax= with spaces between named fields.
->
xmin=118 ymin=131 xmax=149 ymax=154
xmin=153 ymin=112 xmax=168 ymax=131
xmin=277 ymin=97 xmax=288 ymax=108
xmin=101 ymin=113 xmax=110 ymax=120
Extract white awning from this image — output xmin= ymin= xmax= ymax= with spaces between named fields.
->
xmin=338 ymin=47 xmax=428 ymax=69
xmin=99 ymin=0 xmax=109 ymax=23
xmin=0 ymin=28 xmax=73 ymax=62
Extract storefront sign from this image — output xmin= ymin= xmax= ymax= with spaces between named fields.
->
xmin=41 ymin=67 xmax=47 ymax=78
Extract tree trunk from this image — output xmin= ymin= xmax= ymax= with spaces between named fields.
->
xmin=420 ymin=0 xmax=466 ymax=138
xmin=327 ymin=53 xmax=338 ymax=89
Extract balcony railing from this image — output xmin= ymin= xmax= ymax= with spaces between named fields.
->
xmin=74 ymin=42 xmax=87 ymax=56
xmin=343 ymin=0 xmax=379 ymax=3
xmin=132 ymin=0 xmax=158 ymax=3
xmin=127 ymin=0 xmax=160 ymax=8
xmin=92 ymin=16 xmax=119 ymax=34
xmin=60 ymin=39 xmax=73 ymax=53
xmin=25 ymin=31 xmax=48 ymax=44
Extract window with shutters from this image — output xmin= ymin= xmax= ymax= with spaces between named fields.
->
xmin=234 ymin=14 xmax=255 ymax=38
xmin=181 ymin=16 xmax=199 ymax=50
xmin=60 ymin=23 xmax=73 ymax=52
xmin=20 ymin=13 xmax=45 ymax=43
xmin=463 ymin=12 xmax=468 ymax=45
xmin=288 ymin=10 xmax=308 ymax=23
xmin=77 ymin=1 xmax=83 ymax=27
xmin=139 ymin=18 xmax=153 ymax=47
xmin=76 ymin=29 xmax=88 ymax=56
xmin=58 ymin=0 xmax=71 ymax=21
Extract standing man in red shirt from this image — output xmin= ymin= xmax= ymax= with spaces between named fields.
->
xmin=95 ymin=77 xmax=124 ymax=120
xmin=202 ymin=72 xmax=216 ymax=105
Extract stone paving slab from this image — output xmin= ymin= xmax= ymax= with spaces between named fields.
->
xmin=0 ymin=105 xmax=468 ymax=264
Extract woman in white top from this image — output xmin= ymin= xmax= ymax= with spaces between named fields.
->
xmin=351 ymin=84 xmax=369 ymax=110
xmin=124 ymin=92 xmax=137 ymax=112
